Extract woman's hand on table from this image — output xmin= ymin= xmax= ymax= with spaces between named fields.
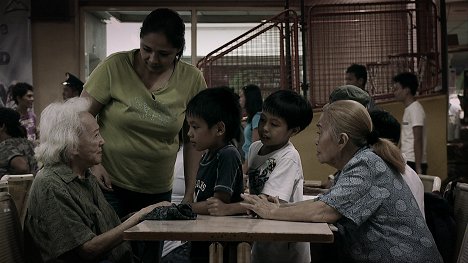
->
xmin=91 ymin=163 xmax=113 ymax=191
xmin=126 ymin=201 xmax=172 ymax=226
xmin=240 ymin=193 xmax=280 ymax=219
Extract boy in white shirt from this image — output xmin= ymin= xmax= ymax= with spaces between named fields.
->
xmin=247 ymin=90 xmax=313 ymax=263
xmin=393 ymin=72 xmax=427 ymax=174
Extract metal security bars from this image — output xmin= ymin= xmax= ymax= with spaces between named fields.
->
xmin=308 ymin=1 xmax=440 ymax=107
xmin=197 ymin=10 xmax=300 ymax=97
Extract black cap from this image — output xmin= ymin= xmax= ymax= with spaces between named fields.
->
xmin=62 ymin=72 xmax=84 ymax=89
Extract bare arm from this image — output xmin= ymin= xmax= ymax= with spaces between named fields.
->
xmin=9 ymin=156 xmax=30 ymax=174
xmin=413 ymin=126 xmax=423 ymax=174
xmin=206 ymin=196 xmax=248 ymax=216
xmin=192 ymin=191 xmax=232 ymax=215
xmin=80 ymin=90 xmax=104 ymax=117
xmin=80 ymin=90 xmax=113 ymax=190
xmin=241 ymin=194 xmax=341 ymax=223
xmin=76 ymin=202 xmax=171 ymax=260
xmin=181 ymin=122 xmax=202 ymax=203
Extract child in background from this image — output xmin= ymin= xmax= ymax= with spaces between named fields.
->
xmin=239 ymin=84 xmax=263 ymax=173
xmin=247 ymin=89 xmax=313 ymax=263
xmin=186 ymin=87 xmax=245 ymax=262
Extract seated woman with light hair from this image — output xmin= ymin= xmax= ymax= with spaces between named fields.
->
xmin=242 ymin=100 xmax=442 ymax=263
xmin=24 ymin=97 xmax=170 ymax=263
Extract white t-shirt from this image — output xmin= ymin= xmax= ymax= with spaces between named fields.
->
xmin=247 ymin=141 xmax=310 ymax=263
xmin=400 ymin=101 xmax=427 ymax=163
xmin=402 ymin=164 xmax=425 ymax=218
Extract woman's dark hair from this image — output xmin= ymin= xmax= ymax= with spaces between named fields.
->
xmin=11 ymin=82 xmax=33 ymax=104
xmin=242 ymin=84 xmax=263 ymax=123
xmin=0 ymin=107 xmax=26 ymax=138
xmin=140 ymin=8 xmax=185 ymax=61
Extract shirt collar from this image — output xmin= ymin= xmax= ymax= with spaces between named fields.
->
xmin=49 ymin=163 xmax=91 ymax=184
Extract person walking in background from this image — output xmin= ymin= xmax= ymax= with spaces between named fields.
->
xmin=62 ymin=72 xmax=84 ymax=100
xmin=393 ymin=72 xmax=428 ymax=174
xmin=247 ymin=89 xmax=313 ymax=263
xmin=345 ymin=64 xmax=377 ymax=110
xmin=0 ymin=107 xmax=37 ymax=177
xmin=11 ymin=82 xmax=38 ymax=143
xmin=239 ymin=84 xmax=263 ymax=173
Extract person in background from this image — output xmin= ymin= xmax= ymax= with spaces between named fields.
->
xmin=24 ymin=97 xmax=170 ymax=263
xmin=0 ymin=107 xmax=37 ymax=177
xmin=345 ymin=64 xmax=377 ymax=110
xmin=11 ymin=82 xmax=38 ymax=143
xmin=186 ymin=87 xmax=244 ymax=262
xmin=247 ymin=89 xmax=313 ymax=263
xmin=393 ymin=72 xmax=427 ymax=174
xmin=369 ymin=109 xmax=425 ymax=218
xmin=239 ymin=84 xmax=263 ymax=173
xmin=62 ymin=72 xmax=84 ymax=100
xmin=242 ymin=100 xmax=442 ymax=263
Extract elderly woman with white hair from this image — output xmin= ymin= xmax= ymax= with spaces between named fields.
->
xmin=24 ymin=97 xmax=169 ymax=263
xmin=242 ymin=100 xmax=442 ymax=263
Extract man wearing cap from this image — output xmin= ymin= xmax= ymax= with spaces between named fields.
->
xmin=62 ymin=72 xmax=84 ymax=100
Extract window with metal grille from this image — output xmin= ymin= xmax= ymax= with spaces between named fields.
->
xmin=197 ymin=10 xmax=300 ymax=97
xmin=307 ymin=0 xmax=441 ymax=108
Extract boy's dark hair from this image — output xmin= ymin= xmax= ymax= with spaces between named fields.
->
xmin=262 ymin=89 xmax=313 ymax=132
xmin=11 ymin=82 xmax=33 ymax=104
xmin=242 ymin=84 xmax=263 ymax=123
xmin=0 ymin=107 xmax=26 ymax=138
xmin=186 ymin=87 xmax=242 ymax=142
xmin=346 ymin=64 xmax=367 ymax=86
xmin=369 ymin=110 xmax=401 ymax=144
xmin=393 ymin=72 xmax=419 ymax=96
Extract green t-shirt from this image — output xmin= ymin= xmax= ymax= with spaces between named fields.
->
xmin=85 ymin=50 xmax=206 ymax=193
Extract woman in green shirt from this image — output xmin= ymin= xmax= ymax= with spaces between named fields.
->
xmin=81 ymin=8 xmax=205 ymax=223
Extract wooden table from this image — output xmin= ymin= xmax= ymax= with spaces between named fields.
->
xmin=124 ymin=215 xmax=334 ymax=263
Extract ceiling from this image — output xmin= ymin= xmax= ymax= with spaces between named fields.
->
xmin=91 ymin=10 xmax=284 ymax=24
xmin=90 ymin=1 xmax=468 ymax=46
xmin=447 ymin=0 xmax=468 ymax=47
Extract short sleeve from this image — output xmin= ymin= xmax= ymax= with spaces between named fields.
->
xmin=214 ymin=147 xmax=241 ymax=195
xmin=2 ymin=143 xmax=22 ymax=167
xmin=251 ymin=113 xmax=261 ymax=130
xmin=25 ymin=183 xmax=96 ymax=260
xmin=409 ymin=103 xmax=425 ymax=127
xmin=84 ymin=56 xmax=113 ymax=105
xmin=318 ymin=156 xmax=385 ymax=226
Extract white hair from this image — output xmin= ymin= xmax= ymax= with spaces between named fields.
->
xmin=35 ymin=97 xmax=91 ymax=165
